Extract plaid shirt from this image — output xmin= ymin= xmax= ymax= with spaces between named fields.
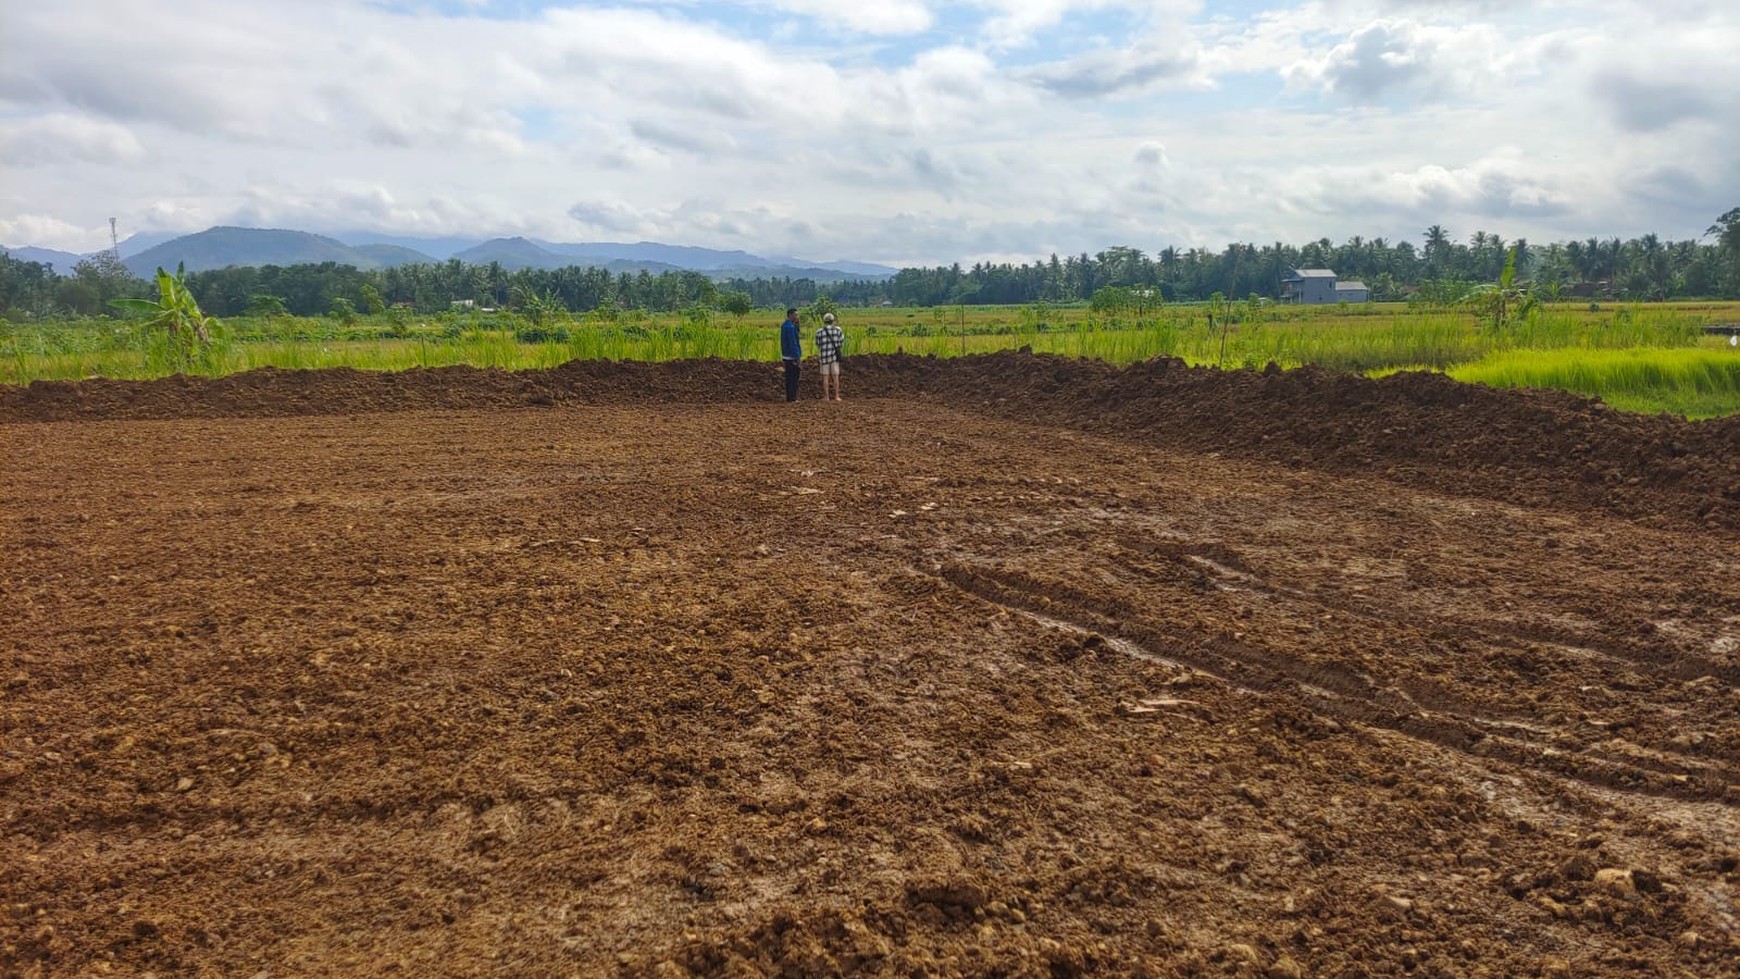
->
xmin=814 ymin=323 xmax=844 ymax=365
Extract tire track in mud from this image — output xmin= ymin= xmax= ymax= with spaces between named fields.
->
xmin=1108 ymin=536 xmax=1740 ymax=774
xmin=933 ymin=561 xmax=1739 ymax=804
xmin=1117 ymin=536 xmax=1739 ymax=689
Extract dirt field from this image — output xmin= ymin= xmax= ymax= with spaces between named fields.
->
xmin=3 ymin=354 xmax=1737 ymax=977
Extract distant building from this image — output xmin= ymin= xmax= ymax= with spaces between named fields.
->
xmin=1280 ymin=269 xmax=1337 ymax=304
xmin=1280 ymin=268 xmax=1368 ymax=305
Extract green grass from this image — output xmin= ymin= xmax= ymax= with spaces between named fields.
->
xmin=4 ymin=302 xmax=1738 ymax=417
xmin=1447 ymin=346 xmax=1740 ymax=419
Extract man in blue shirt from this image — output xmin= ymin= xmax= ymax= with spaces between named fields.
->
xmin=779 ymin=307 xmax=802 ymax=402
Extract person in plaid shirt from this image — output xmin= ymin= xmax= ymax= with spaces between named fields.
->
xmin=814 ymin=312 xmax=845 ymax=401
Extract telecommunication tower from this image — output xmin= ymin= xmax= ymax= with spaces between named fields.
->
xmin=109 ymin=217 xmax=119 ymax=257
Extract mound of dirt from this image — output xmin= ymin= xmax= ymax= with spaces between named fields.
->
xmin=0 ymin=359 xmax=779 ymax=420
xmin=868 ymin=353 xmax=1740 ymax=531
xmin=3 ymin=353 xmax=1736 ymax=530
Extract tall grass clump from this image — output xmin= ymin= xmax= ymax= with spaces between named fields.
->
xmin=1449 ymin=347 xmax=1740 ymax=419
xmin=1505 ymin=304 xmax=1703 ymax=351
xmin=1237 ymin=314 xmax=1478 ymax=372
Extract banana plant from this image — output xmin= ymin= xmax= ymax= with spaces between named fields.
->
xmin=511 ymin=286 xmax=566 ymax=327
xmin=1460 ymin=246 xmax=1536 ymax=332
xmin=109 ymin=263 xmax=215 ymax=359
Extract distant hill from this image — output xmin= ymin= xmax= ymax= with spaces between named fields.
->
xmin=534 ymin=239 xmax=774 ymax=269
xmin=451 ymin=237 xmax=598 ymax=272
xmin=116 ymin=231 xmax=181 ymax=259
xmin=122 ymin=227 xmax=434 ymax=276
xmin=332 ymin=232 xmax=480 ymax=261
xmin=430 ymin=236 xmax=891 ymax=281
xmin=530 ymin=240 xmax=896 ymax=279
xmin=343 ymin=231 xmax=898 ymax=280
xmin=463 ymin=237 xmax=868 ymax=277
xmin=352 ymin=243 xmax=439 ymax=266
xmin=770 ymin=256 xmax=899 ymax=278
xmin=709 ymin=263 xmax=890 ymax=283
xmin=8 ymin=226 xmax=898 ymax=281
xmin=1 ymin=245 xmax=84 ymax=275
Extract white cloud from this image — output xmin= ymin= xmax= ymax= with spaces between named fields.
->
xmin=1027 ymin=38 xmax=1204 ymax=98
xmin=1134 ymin=141 xmax=1168 ymax=166
xmin=1591 ymin=70 xmax=1717 ymax=132
xmin=878 ymin=46 xmax=1027 ymax=132
xmin=1275 ymin=155 xmax=1575 ymax=221
xmin=976 ymin=0 xmax=1111 ymax=45
xmin=970 ymin=0 xmax=1197 ymax=47
xmin=1279 ymin=18 xmax=1546 ymax=103
xmin=568 ymin=199 xmax=651 ymax=235
xmin=0 ymin=0 xmax=1735 ymax=259
xmin=761 ymin=0 xmax=934 ymax=34
xmin=1284 ymin=19 xmax=1437 ymax=99
xmin=0 ymin=114 xmax=145 ymax=167
xmin=0 ymin=213 xmax=98 ymax=250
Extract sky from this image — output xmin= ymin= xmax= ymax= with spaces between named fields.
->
xmin=2 ymin=0 xmax=1737 ymax=266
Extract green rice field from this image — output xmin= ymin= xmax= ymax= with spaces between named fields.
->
xmin=5 ymin=301 xmax=1739 ymax=418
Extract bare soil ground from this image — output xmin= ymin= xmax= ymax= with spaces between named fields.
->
xmin=2 ymin=355 xmax=1737 ymax=977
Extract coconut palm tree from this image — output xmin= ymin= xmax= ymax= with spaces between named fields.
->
xmin=1422 ymin=225 xmax=1450 ymax=276
xmin=1708 ymin=207 xmax=1740 ymax=254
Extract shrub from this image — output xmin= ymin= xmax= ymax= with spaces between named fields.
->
xmin=516 ymin=326 xmax=571 ymax=344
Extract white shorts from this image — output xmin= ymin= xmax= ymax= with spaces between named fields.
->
xmin=820 ymin=361 xmax=840 ymax=377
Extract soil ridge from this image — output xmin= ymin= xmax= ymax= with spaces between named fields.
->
xmin=3 ymin=352 xmax=1735 ymax=530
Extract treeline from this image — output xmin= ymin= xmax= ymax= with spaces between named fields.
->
xmin=829 ymin=221 xmax=1740 ymax=306
xmin=0 ymin=254 xmax=840 ymax=320
xmin=4 ymin=211 xmax=1737 ymax=320
xmin=0 ymin=252 xmax=852 ymax=320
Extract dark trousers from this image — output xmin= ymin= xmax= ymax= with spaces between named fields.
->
xmin=783 ymin=360 xmax=800 ymax=402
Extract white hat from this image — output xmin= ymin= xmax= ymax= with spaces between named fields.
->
xmin=823 ymin=312 xmax=836 ymax=323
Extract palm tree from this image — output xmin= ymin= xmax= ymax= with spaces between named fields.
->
xmin=1564 ymin=240 xmax=1587 ymax=282
xmin=1423 ymin=225 xmax=1450 ymax=276
xmin=1635 ymin=233 xmax=1672 ymax=299
xmin=1708 ymin=207 xmax=1740 ymax=254
xmin=1158 ymin=246 xmax=1179 ymax=281
xmin=1600 ymin=238 xmax=1624 ymax=282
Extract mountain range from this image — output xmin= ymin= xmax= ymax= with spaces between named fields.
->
xmin=1 ymin=227 xmax=896 ymax=281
